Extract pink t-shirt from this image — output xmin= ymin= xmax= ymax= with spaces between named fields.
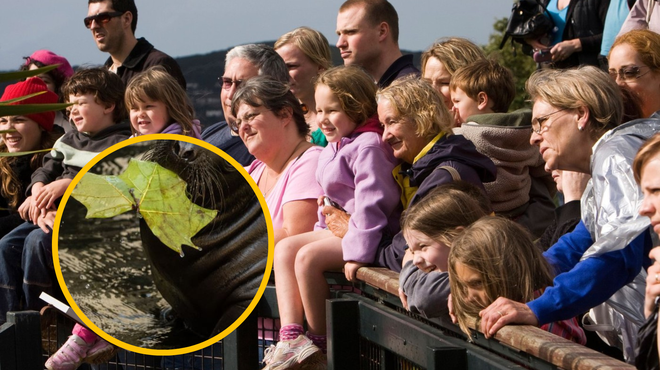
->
xmin=247 ymin=145 xmax=323 ymax=229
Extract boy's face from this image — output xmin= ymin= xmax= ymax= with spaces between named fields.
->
xmin=67 ymin=93 xmax=113 ymax=136
xmin=451 ymin=87 xmax=482 ymax=124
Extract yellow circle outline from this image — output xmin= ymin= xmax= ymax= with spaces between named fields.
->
xmin=52 ymin=134 xmax=274 ymax=356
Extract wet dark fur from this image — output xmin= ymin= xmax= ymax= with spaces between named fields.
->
xmin=140 ymin=140 xmax=268 ymax=339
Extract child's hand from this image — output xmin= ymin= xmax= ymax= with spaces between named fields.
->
xmin=344 ymin=261 xmax=367 ymax=282
xmin=35 ymin=179 xmax=72 ymax=210
xmin=324 ymin=205 xmax=350 ymax=238
xmin=398 ymin=288 xmax=409 ymax=311
xmin=447 ymin=293 xmax=457 ymax=324
xmin=317 ymin=195 xmax=326 ymax=207
xmin=36 ymin=209 xmax=57 ymax=233
xmin=18 ymin=196 xmax=33 ymax=221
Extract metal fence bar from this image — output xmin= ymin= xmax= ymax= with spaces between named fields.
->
xmin=223 ymin=310 xmax=258 ymax=370
xmin=5 ymin=311 xmax=42 ymax=370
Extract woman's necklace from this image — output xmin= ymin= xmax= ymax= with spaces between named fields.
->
xmin=260 ymin=140 xmax=307 ymax=197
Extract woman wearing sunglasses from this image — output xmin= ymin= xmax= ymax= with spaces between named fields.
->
xmin=477 ymin=66 xmax=660 ymax=362
xmin=231 ymin=76 xmax=323 ymax=244
xmin=608 ymin=29 xmax=660 ymax=118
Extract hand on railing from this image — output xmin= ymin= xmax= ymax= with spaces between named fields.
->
xmin=478 ymin=297 xmax=539 ymax=339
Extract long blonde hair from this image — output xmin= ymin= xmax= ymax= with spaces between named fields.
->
xmin=448 ymin=217 xmax=554 ymax=337
xmin=125 ymin=66 xmax=196 ymax=136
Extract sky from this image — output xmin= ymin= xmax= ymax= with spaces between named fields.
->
xmin=1 ymin=1 xmax=514 ymax=71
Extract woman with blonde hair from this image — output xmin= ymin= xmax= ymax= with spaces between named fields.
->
xmin=448 ymin=216 xmax=586 ymax=344
xmin=608 ymin=29 xmax=660 ymax=118
xmin=421 ymin=37 xmax=485 ymax=118
xmin=480 ymin=65 xmax=660 ymax=362
xmin=322 ymin=76 xmax=496 ymax=317
xmin=275 ymin=27 xmax=332 ymax=146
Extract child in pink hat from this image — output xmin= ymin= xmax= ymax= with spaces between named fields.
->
xmin=20 ymin=50 xmax=75 ymax=132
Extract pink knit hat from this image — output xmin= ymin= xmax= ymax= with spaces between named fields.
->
xmin=0 ymin=77 xmax=59 ymax=131
xmin=24 ymin=50 xmax=74 ymax=79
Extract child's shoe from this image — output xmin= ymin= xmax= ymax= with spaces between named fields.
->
xmin=85 ymin=338 xmax=116 ymax=364
xmin=45 ymin=334 xmax=90 ymax=370
xmin=262 ymin=335 xmax=324 ymax=370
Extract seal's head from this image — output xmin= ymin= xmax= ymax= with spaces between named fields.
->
xmin=140 ymin=139 xmax=268 ymax=339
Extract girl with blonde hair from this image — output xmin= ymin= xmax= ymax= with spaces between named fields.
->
xmin=448 ymin=216 xmax=586 ymax=344
xmin=125 ymin=66 xmax=201 ymax=138
xmin=262 ymin=66 xmax=400 ymax=368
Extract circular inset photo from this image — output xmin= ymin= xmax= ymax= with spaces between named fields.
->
xmin=53 ymin=135 xmax=273 ymax=354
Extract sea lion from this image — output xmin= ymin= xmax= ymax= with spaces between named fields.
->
xmin=139 ymin=139 xmax=268 ymax=339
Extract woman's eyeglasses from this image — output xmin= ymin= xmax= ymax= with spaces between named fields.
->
xmin=608 ymin=65 xmax=651 ymax=82
xmin=531 ymin=108 xmax=569 ymax=134
xmin=84 ymin=11 xmax=125 ymax=29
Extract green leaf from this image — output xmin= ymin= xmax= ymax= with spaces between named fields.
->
xmin=0 ymin=148 xmax=52 ymax=157
xmin=0 ymin=103 xmax=73 ymax=117
xmin=71 ymin=173 xmax=135 ymax=218
xmin=0 ymin=129 xmax=18 ymax=134
xmin=71 ymin=159 xmax=218 ymax=257
xmin=0 ymin=91 xmax=48 ymax=105
xmin=0 ymin=65 xmax=60 ymax=83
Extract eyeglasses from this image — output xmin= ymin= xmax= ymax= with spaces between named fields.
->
xmin=608 ymin=65 xmax=651 ymax=82
xmin=218 ymin=77 xmax=244 ymax=90
xmin=84 ymin=11 xmax=125 ymax=29
xmin=531 ymin=108 xmax=569 ymax=134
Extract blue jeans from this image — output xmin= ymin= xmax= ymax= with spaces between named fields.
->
xmin=0 ymin=221 xmax=55 ymax=324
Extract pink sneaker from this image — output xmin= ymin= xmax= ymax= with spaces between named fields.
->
xmin=45 ymin=335 xmax=90 ymax=370
xmin=84 ymin=338 xmax=116 ymax=364
xmin=262 ymin=335 xmax=324 ymax=370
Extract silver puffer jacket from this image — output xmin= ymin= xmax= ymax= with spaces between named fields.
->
xmin=581 ymin=116 xmax=660 ymax=361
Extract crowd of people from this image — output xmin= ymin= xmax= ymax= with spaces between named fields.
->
xmin=2 ymin=0 xmax=660 ymax=369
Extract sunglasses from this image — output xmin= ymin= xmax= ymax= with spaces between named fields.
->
xmin=218 ymin=77 xmax=244 ymax=91
xmin=84 ymin=11 xmax=125 ymax=29
xmin=608 ymin=65 xmax=651 ymax=82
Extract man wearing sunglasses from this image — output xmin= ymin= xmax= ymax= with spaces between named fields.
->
xmin=86 ymin=0 xmax=186 ymax=89
xmin=201 ymin=44 xmax=290 ymax=166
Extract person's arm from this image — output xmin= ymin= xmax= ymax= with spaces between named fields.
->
xmin=399 ymin=260 xmax=451 ymax=318
xmin=34 ymin=178 xmax=72 ymax=210
xmin=618 ymin=0 xmax=650 ymax=35
xmin=552 ymin=1 xmax=609 ymax=61
xmin=480 ymin=227 xmax=648 ymax=338
xmin=27 ymin=151 xmax=63 ymax=196
xmin=274 ymin=199 xmax=318 ymax=244
xmin=533 ymin=224 xmax=648 ymax=324
xmin=341 ymin=144 xmax=400 ymax=264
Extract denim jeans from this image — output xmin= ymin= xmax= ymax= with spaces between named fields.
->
xmin=0 ymin=221 xmax=55 ymax=324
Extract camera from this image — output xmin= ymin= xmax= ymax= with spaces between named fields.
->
xmin=533 ymin=49 xmax=552 ymax=63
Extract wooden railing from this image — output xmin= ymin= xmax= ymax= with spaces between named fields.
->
xmin=353 ymin=266 xmax=635 ymax=370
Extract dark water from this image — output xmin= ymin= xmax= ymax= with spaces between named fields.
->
xmin=57 ymin=143 xmax=196 ymax=349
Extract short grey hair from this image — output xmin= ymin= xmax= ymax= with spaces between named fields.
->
xmin=225 ymin=44 xmax=290 ymax=83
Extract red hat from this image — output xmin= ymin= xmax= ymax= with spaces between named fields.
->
xmin=0 ymin=77 xmax=59 ymax=132
xmin=25 ymin=50 xmax=74 ymax=79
